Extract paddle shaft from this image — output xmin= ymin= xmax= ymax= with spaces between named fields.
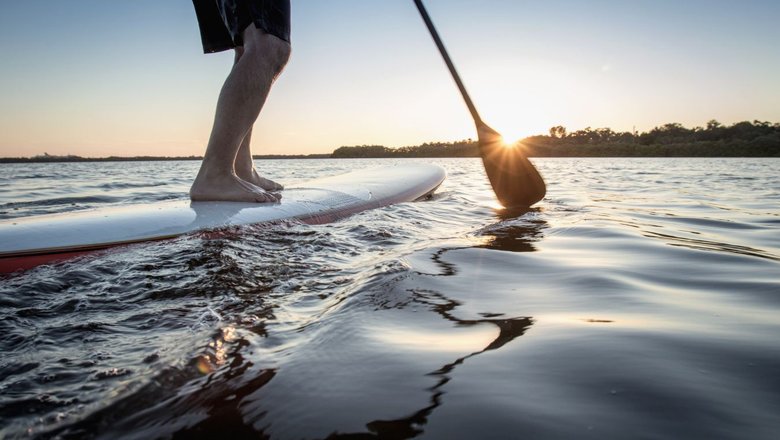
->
xmin=413 ymin=0 xmax=483 ymax=127
xmin=413 ymin=0 xmax=547 ymax=208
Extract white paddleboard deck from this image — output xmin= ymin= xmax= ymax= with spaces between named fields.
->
xmin=0 ymin=164 xmax=445 ymax=273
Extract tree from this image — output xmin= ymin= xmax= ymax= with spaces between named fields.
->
xmin=549 ymin=126 xmax=567 ymax=139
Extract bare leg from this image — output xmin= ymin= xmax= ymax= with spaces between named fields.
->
xmin=190 ymin=26 xmax=291 ymax=202
xmin=234 ymin=127 xmax=284 ymax=191
xmin=232 ymin=46 xmax=283 ymax=191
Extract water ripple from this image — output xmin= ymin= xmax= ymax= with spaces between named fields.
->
xmin=1 ymin=158 xmax=779 ymax=439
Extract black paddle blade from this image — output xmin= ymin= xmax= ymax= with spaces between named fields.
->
xmin=478 ymin=123 xmax=546 ymax=208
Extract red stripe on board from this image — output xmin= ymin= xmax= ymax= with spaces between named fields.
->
xmin=0 ymin=250 xmax=96 ymax=274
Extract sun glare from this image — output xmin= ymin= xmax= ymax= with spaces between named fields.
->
xmin=496 ymin=130 xmax=524 ymax=148
xmin=499 ymin=129 xmax=526 ymax=146
xmin=504 ymin=136 xmax=522 ymax=148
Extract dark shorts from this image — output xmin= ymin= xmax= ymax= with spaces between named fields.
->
xmin=193 ymin=0 xmax=291 ymax=53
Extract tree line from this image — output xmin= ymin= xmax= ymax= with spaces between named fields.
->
xmin=332 ymin=120 xmax=780 ymax=158
xmin=3 ymin=120 xmax=778 ymax=162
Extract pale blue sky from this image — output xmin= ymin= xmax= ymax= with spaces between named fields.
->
xmin=1 ymin=0 xmax=778 ymax=157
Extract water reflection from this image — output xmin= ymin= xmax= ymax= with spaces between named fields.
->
xmin=338 ymin=290 xmax=533 ymax=439
xmin=329 ymin=211 xmax=545 ymax=437
xmin=414 ymin=210 xmax=547 ymax=278
xmin=478 ymin=207 xmax=547 ymax=253
xmin=342 ymin=211 xmax=543 ymax=438
xmin=358 ymin=328 xmax=535 ymax=438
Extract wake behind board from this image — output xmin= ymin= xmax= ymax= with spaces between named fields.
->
xmin=0 ymin=164 xmax=445 ymax=274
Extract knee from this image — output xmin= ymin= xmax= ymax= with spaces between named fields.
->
xmin=267 ymin=38 xmax=291 ymax=75
xmin=243 ymin=29 xmax=291 ymax=76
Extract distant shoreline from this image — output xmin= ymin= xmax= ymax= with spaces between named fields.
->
xmin=3 ymin=150 xmax=778 ymax=164
xmin=3 ymin=120 xmax=778 ymax=163
xmin=3 ymin=148 xmax=779 ymax=164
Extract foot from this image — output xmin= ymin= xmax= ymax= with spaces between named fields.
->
xmin=237 ymin=167 xmax=284 ymax=192
xmin=190 ymin=171 xmax=280 ymax=203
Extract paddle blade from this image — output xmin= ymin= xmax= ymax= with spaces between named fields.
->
xmin=478 ymin=124 xmax=546 ymax=208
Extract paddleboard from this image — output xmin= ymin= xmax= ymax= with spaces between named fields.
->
xmin=0 ymin=163 xmax=445 ymax=273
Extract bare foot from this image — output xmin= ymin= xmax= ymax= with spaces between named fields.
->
xmin=190 ymin=171 xmax=280 ymax=203
xmin=237 ymin=168 xmax=284 ymax=191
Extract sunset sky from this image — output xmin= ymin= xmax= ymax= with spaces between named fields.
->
xmin=1 ymin=0 xmax=778 ymax=157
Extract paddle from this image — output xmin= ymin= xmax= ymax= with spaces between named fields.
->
xmin=413 ymin=0 xmax=546 ymax=208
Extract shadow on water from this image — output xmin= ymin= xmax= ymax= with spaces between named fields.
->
xmin=334 ymin=292 xmax=533 ymax=440
xmin=478 ymin=207 xmax=547 ymax=253
xmin=419 ymin=208 xmax=546 ymax=277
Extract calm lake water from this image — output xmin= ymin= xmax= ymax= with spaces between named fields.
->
xmin=1 ymin=158 xmax=779 ymax=439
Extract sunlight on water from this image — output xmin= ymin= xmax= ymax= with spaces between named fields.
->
xmin=370 ymin=324 xmax=498 ymax=354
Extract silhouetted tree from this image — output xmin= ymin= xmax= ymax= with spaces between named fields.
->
xmin=549 ymin=126 xmax=567 ymax=139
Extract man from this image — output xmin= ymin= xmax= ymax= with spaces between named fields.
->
xmin=190 ymin=0 xmax=291 ymax=202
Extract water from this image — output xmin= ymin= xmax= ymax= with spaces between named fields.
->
xmin=1 ymin=158 xmax=779 ymax=439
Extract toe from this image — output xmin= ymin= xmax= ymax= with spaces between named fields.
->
xmin=256 ymin=191 xmax=280 ymax=203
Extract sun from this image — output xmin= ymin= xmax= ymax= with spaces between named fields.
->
xmin=498 ymin=131 xmax=524 ymax=148
xmin=486 ymin=122 xmax=530 ymax=148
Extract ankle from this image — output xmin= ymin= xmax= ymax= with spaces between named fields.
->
xmin=197 ymin=159 xmax=236 ymax=178
xmin=234 ymin=165 xmax=255 ymax=178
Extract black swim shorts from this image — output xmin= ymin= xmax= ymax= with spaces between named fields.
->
xmin=193 ymin=0 xmax=291 ymax=53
